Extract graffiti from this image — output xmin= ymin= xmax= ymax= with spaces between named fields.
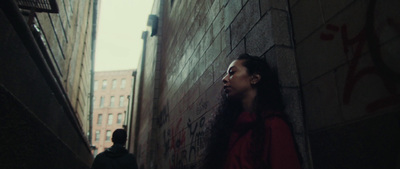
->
xmin=163 ymin=128 xmax=171 ymax=156
xmin=187 ymin=116 xmax=206 ymax=161
xmin=158 ymin=103 xmax=170 ymax=127
xmin=319 ymin=0 xmax=400 ymax=113
xmin=196 ymin=99 xmax=209 ymax=114
xmin=170 ymin=149 xmax=188 ymax=169
xmin=162 ymin=117 xmax=188 ymax=169
xmin=162 ymin=114 xmax=209 ymax=169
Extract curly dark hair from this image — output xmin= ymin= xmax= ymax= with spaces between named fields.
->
xmin=201 ymin=53 xmax=286 ymax=169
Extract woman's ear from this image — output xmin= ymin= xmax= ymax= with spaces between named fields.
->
xmin=250 ymin=74 xmax=261 ymax=85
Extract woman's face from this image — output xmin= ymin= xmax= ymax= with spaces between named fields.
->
xmin=222 ymin=59 xmax=255 ymax=99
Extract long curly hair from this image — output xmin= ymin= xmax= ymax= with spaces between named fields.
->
xmin=201 ymin=53 xmax=285 ymax=169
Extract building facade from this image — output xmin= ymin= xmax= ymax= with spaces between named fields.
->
xmin=92 ymin=69 xmax=135 ymax=154
xmin=130 ymin=0 xmax=400 ymax=169
xmin=0 ymin=0 xmax=98 ymax=168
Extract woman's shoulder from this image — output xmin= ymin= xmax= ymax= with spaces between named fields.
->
xmin=262 ymin=112 xmax=290 ymax=130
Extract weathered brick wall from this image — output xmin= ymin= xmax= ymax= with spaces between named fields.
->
xmin=291 ymin=0 xmax=400 ymax=168
xmin=133 ymin=0 xmax=309 ymax=169
xmin=0 ymin=1 xmax=94 ymax=167
xmin=134 ymin=1 xmax=163 ymax=167
xmin=35 ymin=0 xmax=94 ymax=131
xmin=135 ymin=0 xmax=400 ymax=168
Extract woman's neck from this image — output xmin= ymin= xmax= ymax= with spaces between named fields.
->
xmin=241 ymin=90 xmax=257 ymax=112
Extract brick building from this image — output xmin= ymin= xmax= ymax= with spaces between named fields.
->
xmin=92 ymin=69 xmax=135 ymax=154
xmin=130 ymin=0 xmax=400 ymax=169
xmin=0 ymin=0 xmax=98 ymax=168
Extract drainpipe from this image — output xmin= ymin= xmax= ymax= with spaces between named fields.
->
xmin=89 ymin=0 xmax=99 ymax=149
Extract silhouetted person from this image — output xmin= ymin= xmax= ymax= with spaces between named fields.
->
xmin=91 ymin=129 xmax=138 ymax=169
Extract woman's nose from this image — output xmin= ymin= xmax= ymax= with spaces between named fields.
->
xmin=222 ymin=74 xmax=228 ymax=84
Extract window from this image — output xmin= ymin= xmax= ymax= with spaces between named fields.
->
xmin=112 ymin=79 xmax=117 ymax=89
xmin=100 ymin=96 xmax=105 ymax=108
xmin=92 ymin=97 xmax=96 ymax=106
xmin=97 ymin=114 xmax=103 ymax=125
xmin=95 ymin=130 xmax=100 ymax=141
xmin=94 ymin=80 xmax=98 ymax=90
xmin=107 ymin=114 xmax=113 ymax=125
xmin=106 ymin=130 xmax=111 ymax=141
xmin=121 ymin=79 xmax=126 ymax=89
xmin=117 ymin=113 xmax=123 ymax=124
xmin=110 ymin=96 xmax=115 ymax=107
xmin=102 ymin=80 xmax=107 ymax=89
xmin=119 ymin=96 xmax=124 ymax=107
xmin=94 ymin=149 xmax=98 ymax=156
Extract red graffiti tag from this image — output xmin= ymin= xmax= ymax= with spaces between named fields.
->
xmin=320 ymin=22 xmax=400 ymax=113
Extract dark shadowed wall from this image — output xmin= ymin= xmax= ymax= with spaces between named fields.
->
xmin=0 ymin=0 xmax=97 ymax=168
xmin=131 ymin=0 xmax=400 ymax=169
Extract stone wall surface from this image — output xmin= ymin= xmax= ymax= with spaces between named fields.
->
xmin=133 ymin=0 xmax=308 ymax=169
xmin=132 ymin=0 xmax=400 ymax=169
xmin=292 ymin=0 xmax=400 ymax=168
xmin=0 ymin=0 xmax=96 ymax=168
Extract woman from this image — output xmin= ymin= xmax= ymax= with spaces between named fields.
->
xmin=202 ymin=54 xmax=301 ymax=169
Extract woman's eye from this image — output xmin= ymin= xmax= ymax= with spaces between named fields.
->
xmin=229 ymin=71 xmax=234 ymax=75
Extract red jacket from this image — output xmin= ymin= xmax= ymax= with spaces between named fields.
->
xmin=224 ymin=111 xmax=301 ymax=169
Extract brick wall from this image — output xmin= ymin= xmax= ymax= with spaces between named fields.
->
xmin=92 ymin=70 xmax=134 ymax=153
xmin=0 ymin=0 xmax=97 ymax=168
xmin=35 ymin=0 xmax=94 ymax=131
xmin=133 ymin=0 xmax=400 ymax=169
xmin=133 ymin=0 xmax=309 ymax=169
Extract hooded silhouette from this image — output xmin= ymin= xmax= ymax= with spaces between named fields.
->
xmin=91 ymin=129 xmax=138 ymax=169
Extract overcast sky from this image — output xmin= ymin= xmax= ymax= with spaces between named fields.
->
xmin=94 ymin=0 xmax=154 ymax=71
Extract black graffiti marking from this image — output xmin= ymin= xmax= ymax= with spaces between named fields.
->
xmin=196 ymin=99 xmax=208 ymax=114
xmin=187 ymin=116 xmax=206 ymax=161
xmin=158 ymin=103 xmax=170 ymax=127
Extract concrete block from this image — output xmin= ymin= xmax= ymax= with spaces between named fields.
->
xmin=223 ymin=0 xmax=242 ymax=28
xmin=212 ymin=9 xmax=225 ymax=39
xmin=296 ymin=28 xmax=347 ymax=84
xmin=231 ymin=0 xmax=260 ymax=48
xmin=265 ymin=46 xmax=300 ymax=87
xmin=206 ymin=0 xmax=221 ymax=32
xmin=192 ymin=18 xmax=206 ymax=51
xmin=336 ymin=52 xmax=400 ymax=121
xmin=202 ymin=7 xmax=214 ymax=34
xmin=246 ymin=10 xmax=291 ymax=56
xmin=197 ymin=53 xmax=207 ymax=79
xmin=206 ymin=80 xmax=223 ymax=108
xmin=371 ymin=0 xmax=400 ymax=44
xmin=281 ymin=87 xmax=304 ymax=135
xmin=222 ymin=27 xmax=231 ymax=52
xmin=200 ymin=26 xmax=214 ymax=57
xmin=221 ymin=0 xmax=229 ymax=7
xmin=228 ymin=38 xmax=246 ymax=61
xmin=199 ymin=65 xmax=214 ymax=93
xmin=289 ymin=0 xmax=299 ymax=7
xmin=205 ymin=30 xmax=222 ymax=69
xmin=309 ymin=112 xmax=400 ymax=169
xmin=303 ymin=71 xmax=343 ymax=131
xmin=319 ymin=0 xmax=355 ymax=21
xmin=380 ymin=37 xmax=400 ymax=75
xmin=291 ymin=0 xmax=324 ymax=43
xmin=212 ymin=52 xmax=231 ymax=83
xmin=187 ymin=81 xmax=200 ymax=107
xmin=260 ymin=0 xmax=288 ymax=16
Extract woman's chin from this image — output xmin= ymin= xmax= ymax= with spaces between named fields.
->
xmin=226 ymin=93 xmax=240 ymax=100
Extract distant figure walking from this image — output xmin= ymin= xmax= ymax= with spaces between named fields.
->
xmin=91 ymin=129 xmax=138 ymax=169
